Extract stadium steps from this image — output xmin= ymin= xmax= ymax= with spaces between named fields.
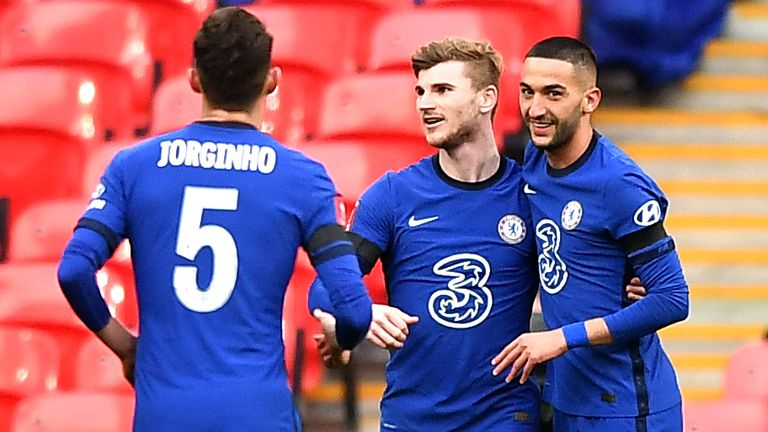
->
xmin=594 ymin=0 xmax=768 ymax=403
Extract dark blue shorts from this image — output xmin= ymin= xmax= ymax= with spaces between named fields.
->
xmin=553 ymin=403 xmax=682 ymax=432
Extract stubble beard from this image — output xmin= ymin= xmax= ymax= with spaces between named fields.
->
xmin=527 ymin=109 xmax=581 ymax=153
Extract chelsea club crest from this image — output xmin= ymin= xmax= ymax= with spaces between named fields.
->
xmin=561 ymin=200 xmax=583 ymax=230
xmin=498 ymin=214 xmax=526 ymax=244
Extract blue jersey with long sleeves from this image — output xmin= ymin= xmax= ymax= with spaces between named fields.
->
xmin=71 ymin=121 xmax=370 ymax=431
xmin=523 ymin=132 xmax=684 ymax=418
xmin=313 ymin=155 xmax=541 ymax=431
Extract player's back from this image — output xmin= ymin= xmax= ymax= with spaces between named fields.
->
xmin=104 ymin=121 xmax=327 ymax=430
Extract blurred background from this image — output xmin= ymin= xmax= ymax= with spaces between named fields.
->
xmin=0 ymin=0 xmax=766 ymax=431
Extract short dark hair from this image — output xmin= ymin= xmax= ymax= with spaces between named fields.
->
xmin=193 ymin=7 xmax=273 ymax=111
xmin=525 ymin=36 xmax=597 ymax=82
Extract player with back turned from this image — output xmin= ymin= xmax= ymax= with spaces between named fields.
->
xmin=57 ymin=7 xmax=372 ymax=431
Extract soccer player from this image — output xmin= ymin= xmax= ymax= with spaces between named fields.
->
xmin=57 ymin=7 xmax=372 ymax=431
xmin=310 ymin=37 xmax=542 ymax=431
xmin=492 ymin=37 xmax=689 ymax=431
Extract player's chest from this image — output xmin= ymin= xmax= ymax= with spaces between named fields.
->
xmin=393 ymin=193 xmax=529 ymax=249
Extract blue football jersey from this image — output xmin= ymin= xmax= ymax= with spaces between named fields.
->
xmin=523 ymin=132 xmax=682 ymax=417
xmin=80 ymin=121 xmax=353 ymax=431
xmin=353 ymin=156 xmax=540 ymax=431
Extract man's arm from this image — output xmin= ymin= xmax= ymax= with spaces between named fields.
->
xmin=309 ymin=231 xmax=418 ymax=353
xmin=58 ymin=225 xmax=137 ymax=385
xmin=493 ymin=225 xmax=688 ymax=383
xmin=305 ymin=224 xmax=373 ymax=350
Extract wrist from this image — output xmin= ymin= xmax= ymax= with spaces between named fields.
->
xmin=562 ymin=322 xmax=590 ymax=349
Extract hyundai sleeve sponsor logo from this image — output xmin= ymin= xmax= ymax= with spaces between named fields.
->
xmin=633 ymin=200 xmax=661 ymax=226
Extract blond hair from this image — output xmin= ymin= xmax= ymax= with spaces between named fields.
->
xmin=411 ymin=37 xmax=503 ymax=91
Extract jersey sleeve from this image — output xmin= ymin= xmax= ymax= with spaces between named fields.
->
xmin=603 ymin=168 xmax=669 ymax=240
xmin=299 ymin=160 xmax=372 ymax=349
xmin=349 ymin=174 xmax=396 ymax=252
xmin=58 ymin=150 xmax=131 ymax=332
xmin=307 ymin=174 xmax=395 ymax=318
xmin=79 ymin=149 xmax=131 ymax=246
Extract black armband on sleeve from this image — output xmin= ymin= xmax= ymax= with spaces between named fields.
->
xmin=306 ymin=224 xmax=356 ymax=267
xmin=348 ymin=232 xmax=383 ymax=276
xmin=75 ymin=217 xmax=121 ymax=254
xmin=620 ymin=221 xmax=667 ymax=255
xmin=620 ymin=221 xmax=675 ymax=266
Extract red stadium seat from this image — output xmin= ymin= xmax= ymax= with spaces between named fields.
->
xmin=258 ymin=0 xmax=414 ymax=10
xmin=151 ymin=74 xmax=202 ymax=136
xmin=366 ymin=8 xmax=526 ymax=136
xmin=316 ymin=72 xmax=424 ymax=141
xmin=245 ymin=3 xmax=386 ymax=75
xmin=5 ymin=200 xmax=139 ymax=326
xmin=0 ymin=1 xmax=155 ymax=136
xmin=73 ymin=337 xmax=132 ymax=394
xmin=0 ymin=262 xmax=135 ymax=387
xmin=0 ymin=327 xmax=59 ymax=432
xmin=125 ymin=0 xmax=214 ymax=82
xmin=684 ymin=399 xmax=768 ymax=432
xmin=152 ymin=71 xmax=311 ymax=144
xmin=724 ymin=341 xmax=768 ymax=400
xmin=297 ymin=138 xmax=433 ymax=208
xmin=81 ymin=142 xmax=133 ymax=199
xmin=8 ymin=199 xmax=85 ymax=263
xmin=422 ymin=0 xmax=581 ymax=48
xmin=12 ymin=391 xmax=134 ymax=432
xmin=0 ymin=67 xmax=110 ymax=222
xmin=244 ymin=3 xmax=394 ymax=142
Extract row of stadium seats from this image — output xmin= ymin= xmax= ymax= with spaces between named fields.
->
xmin=0 ymin=0 xmax=578 ymax=137
xmin=0 ymin=0 xmax=578 ymax=228
xmin=683 ymin=341 xmax=768 ymax=431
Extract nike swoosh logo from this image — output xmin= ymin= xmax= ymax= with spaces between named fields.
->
xmin=523 ymin=184 xmax=537 ymax=194
xmin=408 ymin=215 xmax=439 ymax=227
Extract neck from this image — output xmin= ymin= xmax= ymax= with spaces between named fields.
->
xmin=199 ymin=98 xmax=264 ymax=129
xmin=438 ymin=124 xmax=500 ymax=183
xmin=545 ymin=119 xmax=594 ymax=169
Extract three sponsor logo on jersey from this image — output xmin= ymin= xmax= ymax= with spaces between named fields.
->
xmin=420 ymin=213 xmax=527 ymax=329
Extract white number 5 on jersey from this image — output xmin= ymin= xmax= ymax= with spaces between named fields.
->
xmin=174 ymin=186 xmax=239 ymax=312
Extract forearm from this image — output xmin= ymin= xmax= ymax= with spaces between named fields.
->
xmin=57 ymin=230 xmax=114 ymax=331
xmin=562 ymin=240 xmax=688 ymax=348
xmin=96 ymin=317 xmax=136 ymax=358
xmin=314 ymin=254 xmax=373 ymax=350
xmin=603 ymin=242 xmax=689 ymax=344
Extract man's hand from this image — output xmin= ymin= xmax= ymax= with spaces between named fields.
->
xmin=491 ymin=329 xmax=568 ymax=384
xmin=313 ymin=332 xmax=352 ymax=368
xmin=626 ymin=277 xmax=646 ymax=302
xmin=366 ymin=304 xmax=419 ymax=350
xmin=311 ymin=309 xmax=352 ymax=368
xmin=121 ymin=343 xmax=137 ymax=386
xmin=95 ymin=318 xmax=137 ymax=386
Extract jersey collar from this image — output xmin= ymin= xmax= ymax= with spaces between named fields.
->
xmin=546 ymin=129 xmax=600 ymax=178
xmin=432 ymin=154 xmax=508 ymax=190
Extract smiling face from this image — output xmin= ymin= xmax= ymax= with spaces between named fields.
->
xmin=519 ymin=57 xmax=590 ymax=152
xmin=415 ymin=61 xmax=486 ymax=150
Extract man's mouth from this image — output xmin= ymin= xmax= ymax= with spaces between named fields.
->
xmin=423 ymin=115 xmax=445 ymax=129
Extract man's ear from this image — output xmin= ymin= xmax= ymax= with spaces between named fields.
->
xmin=479 ymin=84 xmax=499 ymax=115
xmin=264 ymin=66 xmax=281 ymax=96
xmin=188 ymin=67 xmax=202 ymax=94
xmin=582 ymin=86 xmax=601 ymax=114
